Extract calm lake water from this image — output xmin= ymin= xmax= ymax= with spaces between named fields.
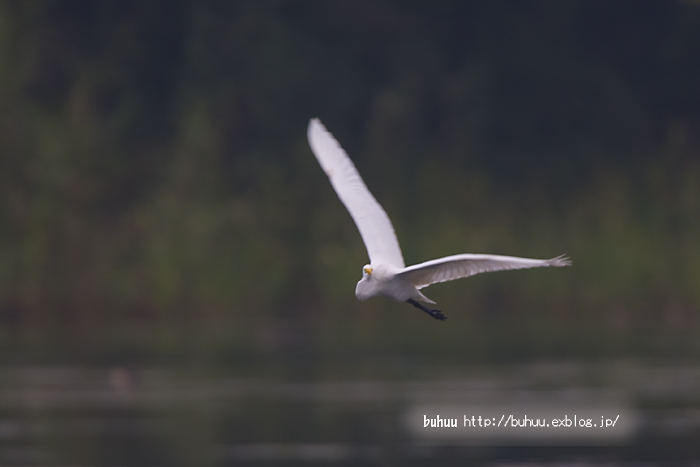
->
xmin=0 ymin=360 xmax=698 ymax=466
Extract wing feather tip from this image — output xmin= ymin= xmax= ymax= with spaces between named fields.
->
xmin=547 ymin=254 xmax=572 ymax=267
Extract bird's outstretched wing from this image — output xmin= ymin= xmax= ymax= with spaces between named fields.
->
xmin=308 ymin=118 xmax=405 ymax=268
xmin=398 ymin=254 xmax=571 ymax=289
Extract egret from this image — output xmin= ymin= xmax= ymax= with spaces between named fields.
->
xmin=307 ymin=118 xmax=570 ymax=321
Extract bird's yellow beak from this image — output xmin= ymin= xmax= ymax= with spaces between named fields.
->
xmin=364 ymin=267 xmax=373 ymax=275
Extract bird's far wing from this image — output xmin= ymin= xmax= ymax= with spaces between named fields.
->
xmin=398 ymin=254 xmax=571 ymax=289
xmin=307 ymin=118 xmax=405 ymax=268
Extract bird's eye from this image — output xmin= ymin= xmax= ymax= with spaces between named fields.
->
xmin=364 ymin=267 xmax=373 ymax=275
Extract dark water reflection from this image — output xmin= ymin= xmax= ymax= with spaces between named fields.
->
xmin=1 ymin=361 xmax=699 ymax=465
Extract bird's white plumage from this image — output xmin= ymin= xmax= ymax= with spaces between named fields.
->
xmin=307 ymin=118 xmax=571 ymax=313
xmin=308 ymin=118 xmax=405 ymax=268
xmin=399 ymin=254 xmax=571 ymax=290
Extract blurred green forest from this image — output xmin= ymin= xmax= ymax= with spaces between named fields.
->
xmin=1 ymin=0 xmax=700 ymax=364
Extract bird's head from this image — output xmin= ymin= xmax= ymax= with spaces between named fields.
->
xmin=356 ymin=264 xmax=373 ymax=301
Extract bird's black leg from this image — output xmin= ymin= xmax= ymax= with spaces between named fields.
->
xmin=406 ymin=299 xmax=448 ymax=321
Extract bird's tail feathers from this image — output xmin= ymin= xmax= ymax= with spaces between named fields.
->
xmin=416 ymin=290 xmax=436 ymax=304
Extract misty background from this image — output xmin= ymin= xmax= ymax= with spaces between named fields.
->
xmin=1 ymin=1 xmax=699 ymax=464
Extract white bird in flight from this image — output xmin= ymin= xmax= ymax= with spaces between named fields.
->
xmin=307 ymin=118 xmax=570 ymax=321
